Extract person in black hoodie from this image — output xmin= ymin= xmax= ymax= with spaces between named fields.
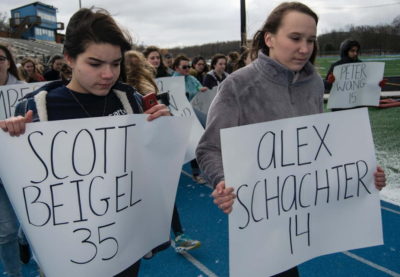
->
xmin=324 ymin=39 xmax=361 ymax=92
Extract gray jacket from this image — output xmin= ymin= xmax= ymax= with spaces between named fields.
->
xmin=196 ymin=51 xmax=324 ymax=187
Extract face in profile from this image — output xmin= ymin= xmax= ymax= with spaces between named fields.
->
xmin=66 ymin=42 xmax=122 ymax=96
xmin=147 ymin=51 xmax=161 ymax=68
xmin=264 ymin=11 xmax=316 ymax=72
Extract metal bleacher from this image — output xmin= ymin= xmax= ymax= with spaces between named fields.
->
xmin=0 ymin=37 xmax=63 ymax=62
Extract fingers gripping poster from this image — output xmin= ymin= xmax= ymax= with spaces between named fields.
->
xmin=221 ymin=108 xmax=383 ymax=277
xmin=0 ymin=114 xmax=191 ymax=276
xmin=156 ymin=76 xmax=204 ymax=163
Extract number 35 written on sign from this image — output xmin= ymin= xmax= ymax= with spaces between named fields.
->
xmin=70 ymin=222 xmax=119 ymax=264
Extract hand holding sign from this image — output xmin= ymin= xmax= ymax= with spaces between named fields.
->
xmin=0 ymin=110 xmax=33 ymax=136
xmin=144 ymin=103 xmax=171 ymax=121
xmin=374 ymin=166 xmax=386 ymax=190
xmin=211 ymin=181 xmax=236 ymax=214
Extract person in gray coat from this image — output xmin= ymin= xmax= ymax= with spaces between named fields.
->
xmin=196 ymin=3 xmax=386 ymax=277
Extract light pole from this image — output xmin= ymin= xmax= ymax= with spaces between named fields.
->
xmin=79 ymin=0 xmax=82 ymax=9
xmin=240 ymin=0 xmax=247 ymax=47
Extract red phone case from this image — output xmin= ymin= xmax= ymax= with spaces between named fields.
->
xmin=143 ymin=93 xmax=158 ymax=111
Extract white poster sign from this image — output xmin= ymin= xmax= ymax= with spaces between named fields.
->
xmin=327 ymin=62 xmax=384 ymax=109
xmin=221 ymin=108 xmax=383 ymax=277
xmin=0 ymin=82 xmax=48 ymax=119
xmin=0 ymin=114 xmax=191 ymax=277
xmin=190 ymin=86 xmax=218 ymax=122
xmin=156 ymin=76 xmax=204 ymax=163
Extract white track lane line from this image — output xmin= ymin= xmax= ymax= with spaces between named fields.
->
xmin=179 ymin=170 xmax=219 ymax=276
xmin=381 ymin=206 xmax=400 ymax=215
xmin=343 ymin=251 xmax=400 ymax=277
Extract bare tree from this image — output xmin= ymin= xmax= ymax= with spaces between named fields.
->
xmin=0 ymin=12 xmax=10 ymax=32
xmin=392 ymin=15 xmax=400 ymax=31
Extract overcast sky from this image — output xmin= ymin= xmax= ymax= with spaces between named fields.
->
xmin=2 ymin=0 xmax=400 ymax=48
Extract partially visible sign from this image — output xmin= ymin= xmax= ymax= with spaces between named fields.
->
xmin=156 ymin=76 xmax=204 ymax=163
xmin=190 ymin=86 xmax=218 ymax=124
xmin=0 ymin=82 xmax=48 ymax=119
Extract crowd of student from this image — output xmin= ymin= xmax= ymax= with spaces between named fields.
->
xmin=0 ymin=2 xmax=387 ymax=277
xmin=3 ymin=55 xmax=70 ymax=84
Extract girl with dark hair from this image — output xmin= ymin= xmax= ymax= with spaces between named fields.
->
xmin=233 ymin=47 xmax=252 ymax=71
xmin=172 ymin=54 xmax=207 ymax=101
xmin=0 ymin=8 xmax=170 ymax=277
xmin=226 ymin=51 xmax=239 ymax=74
xmin=203 ymin=53 xmax=229 ymax=89
xmin=324 ymin=39 xmax=362 ymax=92
xmin=196 ymin=3 xmax=386 ymax=276
xmin=0 ymin=44 xmax=23 ymax=86
xmin=143 ymin=46 xmax=171 ymax=78
xmin=190 ymin=56 xmax=208 ymax=83
xmin=43 ymin=54 xmax=64 ymax=81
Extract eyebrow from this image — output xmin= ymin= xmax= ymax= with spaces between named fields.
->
xmin=87 ymin=57 xmax=122 ymax=63
xmin=290 ymin=32 xmax=317 ymax=39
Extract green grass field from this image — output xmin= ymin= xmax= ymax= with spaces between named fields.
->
xmin=316 ymin=55 xmax=400 ymax=77
xmin=369 ymin=106 xmax=400 ymax=170
xmin=369 ymin=106 xmax=400 ymax=203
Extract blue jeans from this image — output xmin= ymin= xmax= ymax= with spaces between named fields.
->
xmin=0 ymin=180 xmax=22 ymax=277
